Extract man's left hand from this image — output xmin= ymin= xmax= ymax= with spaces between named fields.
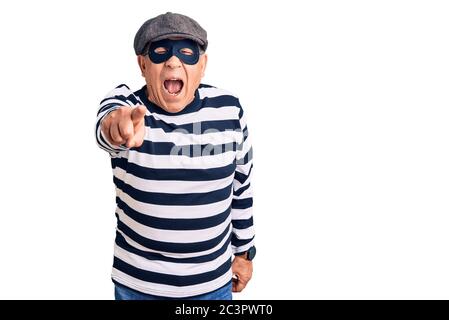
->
xmin=231 ymin=255 xmax=253 ymax=292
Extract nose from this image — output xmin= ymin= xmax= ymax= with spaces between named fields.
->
xmin=165 ymin=55 xmax=182 ymax=69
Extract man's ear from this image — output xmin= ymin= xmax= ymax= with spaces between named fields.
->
xmin=200 ymin=53 xmax=208 ymax=78
xmin=137 ymin=55 xmax=146 ymax=77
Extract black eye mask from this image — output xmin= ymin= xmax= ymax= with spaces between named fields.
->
xmin=148 ymin=39 xmax=200 ymax=65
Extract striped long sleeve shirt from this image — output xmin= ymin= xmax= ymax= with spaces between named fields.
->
xmin=95 ymin=84 xmax=255 ymax=297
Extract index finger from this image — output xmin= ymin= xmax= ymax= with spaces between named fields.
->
xmin=131 ymin=105 xmax=146 ymax=125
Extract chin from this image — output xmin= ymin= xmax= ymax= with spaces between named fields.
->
xmin=163 ymin=103 xmax=187 ymax=113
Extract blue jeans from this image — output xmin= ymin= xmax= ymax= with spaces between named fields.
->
xmin=114 ymin=280 xmax=233 ymax=300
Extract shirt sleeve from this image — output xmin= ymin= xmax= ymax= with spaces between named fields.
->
xmin=231 ymin=101 xmax=255 ymax=255
xmin=95 ymin=84 xmax=136 ymax=156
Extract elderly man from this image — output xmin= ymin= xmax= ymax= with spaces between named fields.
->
xmin=95 ymin=12 xmax=255 ymax=300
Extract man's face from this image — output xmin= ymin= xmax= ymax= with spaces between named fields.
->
xmin=138 ymin=38 xmax=207 ymax=113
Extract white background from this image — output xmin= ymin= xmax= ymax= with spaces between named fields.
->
xmin=0 ymin=0 xmax=448 ymax=299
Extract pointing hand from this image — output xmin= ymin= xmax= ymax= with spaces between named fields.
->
xmin=101 ymin=105 xmax=146 ymax=148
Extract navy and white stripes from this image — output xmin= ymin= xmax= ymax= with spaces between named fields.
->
xmin=95 ymin=84 xmax=254 ymax=297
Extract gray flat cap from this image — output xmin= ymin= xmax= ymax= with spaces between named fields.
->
xmin=134 ymin=12 xmax=208 ymax=55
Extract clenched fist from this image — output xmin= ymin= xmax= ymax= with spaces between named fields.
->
xmin=231 ymin=256 xmax=253 ymax=292
xmin=101 ymin=105 xmax=146 ymax=148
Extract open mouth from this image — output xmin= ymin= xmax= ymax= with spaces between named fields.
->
xmin=163 ymin=79 xmax=184 ymax=96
